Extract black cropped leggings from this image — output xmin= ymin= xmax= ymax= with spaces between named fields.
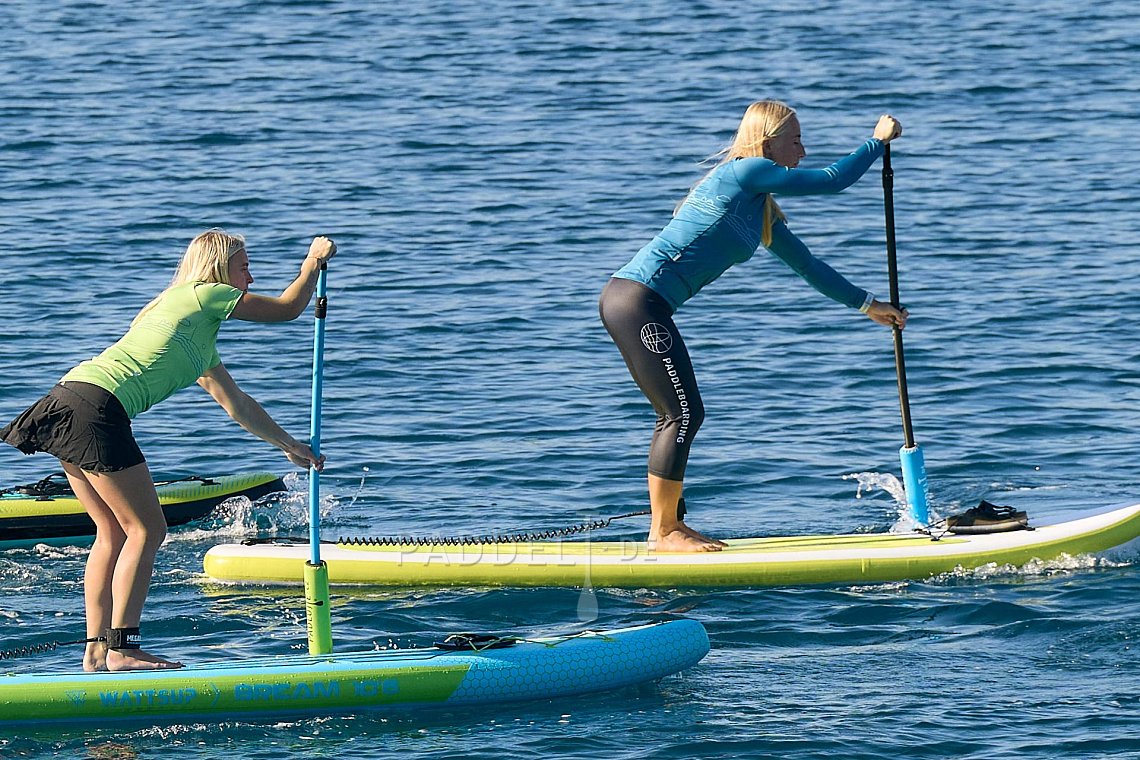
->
xmin=599 ymin=277 xmax=705 ymax=481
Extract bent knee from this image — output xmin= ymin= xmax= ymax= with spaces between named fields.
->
xmin=687 ymin=400 xmax=705 ymax=431
xmin=661 ymin=404 xmax=704 ymax=439
xmin=120 ymin=520 xmax=167 ymax=547
xmin=673 ymin=401 xmax=704 ymax=435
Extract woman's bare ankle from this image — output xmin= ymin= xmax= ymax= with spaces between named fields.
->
xmin=83 ymin=641 xmax=108 ymax=672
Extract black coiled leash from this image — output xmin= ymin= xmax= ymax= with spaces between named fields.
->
xmin=338 ymin=509 xmax=652 ymax=547
xmin=0 ymin=636 xmax=104 ymax=661
xmin=239 ymin=497 xmax=694 ymax=548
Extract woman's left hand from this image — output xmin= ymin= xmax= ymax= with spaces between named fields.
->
xmin=866 ymin=299 xmax=908 ymax=329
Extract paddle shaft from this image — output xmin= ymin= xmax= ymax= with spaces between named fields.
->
xmin=306 ymin=261 xmax=333 ymax=655
xmin=308 ymin=262 xmax=328 ymax=562
xmin=882 ymin=146 xmax=931 ymax=526
xmin=882 ymin=145 xmax=916 ymax=449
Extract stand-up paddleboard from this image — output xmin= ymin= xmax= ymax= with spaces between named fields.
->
xmin=203 ymin=501 xmax=1140 ymax=588
xmin=0 ymin=619 xmax=708 ymax=726
xmin=0 ymin=472 xmax=286 ymax=547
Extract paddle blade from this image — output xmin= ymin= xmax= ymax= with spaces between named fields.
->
xmin=305 ymin=560 xmax=333 ymax=655
xmin=899 ymin=444 xmax=931 ymax=526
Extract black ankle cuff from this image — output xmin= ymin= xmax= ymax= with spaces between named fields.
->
xmin=105 ymin=627 xmax=141 ymax=650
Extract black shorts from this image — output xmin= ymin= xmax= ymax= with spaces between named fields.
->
xmin=0 ymin=382 xmax=145 ymax=473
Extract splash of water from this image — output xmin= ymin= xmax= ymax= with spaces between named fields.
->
xmin=176 ymin=472 xmax=338 ymax=544
xmin=844 ymin=471 xmax=908 ymax=504
xmin=843 ymin=471 xmax=941 ymax=533
xmin=343 ymin=466 xmax=371 ymax=511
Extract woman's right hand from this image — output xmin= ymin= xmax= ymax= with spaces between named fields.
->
xmin=307 ymin=236 xmax=337 ymax=264
xmin=285 ymin=440 xmax=326 ymax=471
xmin=866 ymin=299 xmax=908 ymax=329
xmin=873 ymin=115 xmax=903 ymax=143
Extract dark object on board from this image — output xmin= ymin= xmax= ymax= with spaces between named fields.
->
xmin=945 ymin=500 xmax=1031 ymax=535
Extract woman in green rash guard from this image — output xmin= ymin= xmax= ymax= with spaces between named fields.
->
xmin=1 ymin=230 xmax=336 ymax=670
xmin=599 ymin=101 xmax=907 ymax=553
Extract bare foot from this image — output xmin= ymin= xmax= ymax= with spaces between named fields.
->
xmin=678 ymin=521 xmax=728 ymax=548
xmin=106 ymin=648 xmax=184 ymax=671
xmin=83 ymin=641 xmax=108 ymax=673
xmin=649 ymin=528 xmax=723 ymax=552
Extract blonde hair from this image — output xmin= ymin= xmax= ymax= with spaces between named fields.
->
xmin=133 ymin=229 xmax=245 ymax=323
xmin=170 ymin=229 xmax=246 ymax=287
xmin=686 ymin=100 xmax=798 ymax=247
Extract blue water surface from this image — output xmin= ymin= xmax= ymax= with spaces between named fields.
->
xmin=2 ymin=0 xmax=1139 ymax=757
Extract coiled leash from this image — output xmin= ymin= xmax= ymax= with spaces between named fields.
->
xmin=0 ymin=636 xmax=104 ymax=661
xmin=338 ymin=508 xmax=654 ymax=547
xmin=241 ymin=508 xmax=663 ymax=548
xmin=240 ymin=498 xmax=697 ymax=548
xmin=0 ymin=626 xmax=144 ymax=662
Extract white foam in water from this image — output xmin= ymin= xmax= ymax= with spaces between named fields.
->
xmin=849 ymin=554 xmax=1128 ymax=593
xmin=30 ymin=544 xmax=88 ymax=561
xmin=174 ymin=471 xmax=338 ymax=544
xmin=949 ymin=552 xmax=1126 ymax=581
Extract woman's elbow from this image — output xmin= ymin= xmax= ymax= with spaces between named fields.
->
xmin=261 ymin=301 xmax=306 ymax=322
xmin=222 ymin=392 xmax=256 ymax=423
xmin=278 ymin=298 xmax=311 ymax=322
xmin=271 ymin=307 xmax=303 ymax=322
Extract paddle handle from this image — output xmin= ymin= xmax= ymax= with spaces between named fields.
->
xmin=882 ymin=145 xmax=916 ymax=449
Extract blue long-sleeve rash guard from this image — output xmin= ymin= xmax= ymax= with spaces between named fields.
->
xmin=613 ymin=137 xmax=885 ymax=312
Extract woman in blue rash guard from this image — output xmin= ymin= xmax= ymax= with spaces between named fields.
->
xmin=599 ymin=100 xmax=907 ymax=552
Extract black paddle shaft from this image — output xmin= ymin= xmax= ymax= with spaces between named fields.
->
xmin=882 ymin=145 xmax=917 ymax=449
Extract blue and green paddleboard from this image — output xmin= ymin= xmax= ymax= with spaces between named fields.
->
xmin=0 ymin=619 xmax=708 ymax=726
xmin=0 ymin=471 xmax=285 ymax=547
xmin=203 ymin=501 xmax=1140 ymax=588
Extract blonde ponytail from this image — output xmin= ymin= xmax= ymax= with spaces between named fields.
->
xmin=762 ymin=195 xmax=786 ymax=248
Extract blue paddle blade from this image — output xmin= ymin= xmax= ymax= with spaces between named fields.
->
xmin=899 ymin=444 xmax=930 ymax=525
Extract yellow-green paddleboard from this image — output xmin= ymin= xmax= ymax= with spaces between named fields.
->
xmin=1 ymin=472 xmax=285 ymax=547
xmin=203 ymin=501 xmax=1140 ymax=588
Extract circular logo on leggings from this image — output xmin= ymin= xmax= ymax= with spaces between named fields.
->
xmin=640 ymin=322 xmax=673 ymax=354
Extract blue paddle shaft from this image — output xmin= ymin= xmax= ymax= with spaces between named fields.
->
xmin=309 ymin=264 xmax=327 ymax=566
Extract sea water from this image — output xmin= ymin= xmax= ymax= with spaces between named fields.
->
xmin=2 ymin=0 xmax=1139 ymax=757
